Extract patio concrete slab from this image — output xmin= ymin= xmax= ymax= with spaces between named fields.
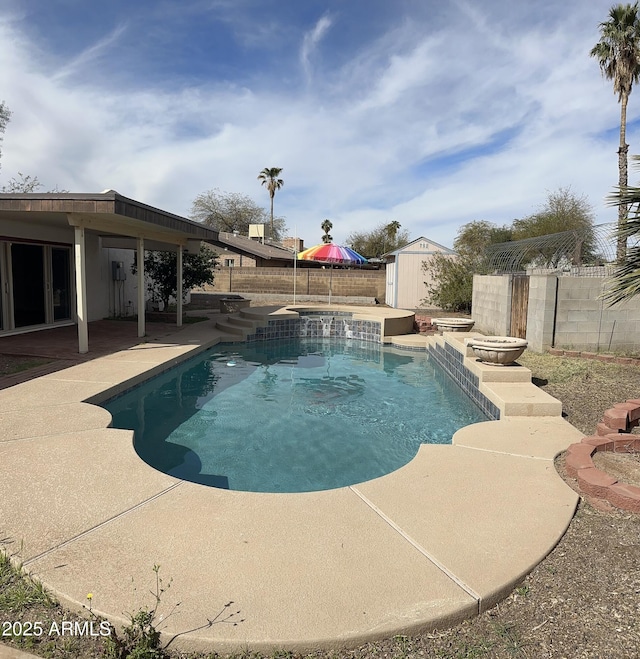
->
xmin=0 ymin=378 xmax=112 ymax=410
xmin=101 ymin=342 xmax=204 ymax=363
xmin=25 ymin=482 xmax=477 ymax=653
xmin=0 ymin=428 xmax=178 ymax=560
xmin=37 ymin=360 xmax=171 ymax=385
xmin=0 ymin=402 xmax=112 ymax=441
xmin=0 ymin=306 xmax=582 ymax=653
xmin=0 ymin=645 xmax=39 ymax=659
xmin=452 ymin=417 xmax=585 ymax=459
xmin=355 ymin=444 xmax=578 ymax=610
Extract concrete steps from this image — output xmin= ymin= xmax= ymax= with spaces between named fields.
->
xmin=215 ymin=310 xmax=271 ymax=337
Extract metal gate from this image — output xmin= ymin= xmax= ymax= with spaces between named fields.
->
xmin=510 ymin=274 xmax=529 ymax=338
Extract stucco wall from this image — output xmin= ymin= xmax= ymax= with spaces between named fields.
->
xmin=99 ymin=245 xmax=141 ymax=318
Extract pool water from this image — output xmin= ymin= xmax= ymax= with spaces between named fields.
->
xmin=104 ymin=339 xmax=487 ymax=493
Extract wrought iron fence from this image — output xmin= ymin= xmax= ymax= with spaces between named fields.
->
xmin=483 ymin=223 xmax=623 ymax=276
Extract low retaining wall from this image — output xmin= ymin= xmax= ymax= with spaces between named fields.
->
xmin=205 ymin=267 xmax=386 ymax=301
xmin=565 ymin=398 xmax=640 ymax=512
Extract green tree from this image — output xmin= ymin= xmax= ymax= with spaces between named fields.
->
xmin=453 ymin=220 xmax=513 ymax=257
xmin=321 ymin=219 xmax=333 ymax=244
xmin=422 ymin=255 xmax=474 ymax=313
xmin=257 ymin=167 xmax=284 ymax=238
xmin=190 ymin=189 xmax=286 ymax=241
xmin=591 ymin=2 xmax=640 ymax=260
xmin=512 ymin=187 xmax=596 ymax=266
xmin=386 ymin=220 xmax=401 ymax=242
xmin=604 ymin=161 xmax=640 ymax=304
xmin=0 ymin=101 xmax=10 ymax=173
xmin=346 ymin=221 xmax=410 ymax=257
xmin=1 ymin=172 xmax=42 ymax=193
xmin=422 ymin=220 xmax=511 ymax=312
xmin=512 ymin=188 xmax=594 ymax=238
xmin=133 ymin=245 xmax=217 ymax=312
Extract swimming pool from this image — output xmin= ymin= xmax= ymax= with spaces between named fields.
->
xmin=103 ymin=338 xmax=488 ymax=493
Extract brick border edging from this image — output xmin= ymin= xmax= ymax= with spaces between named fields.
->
xmin=547 ymin=347 xmax=640 ymax=366
xmin=565 ymin=398 xmax=640 ymax=513
xmin=414 ymin=314 xmax=435 ymax=333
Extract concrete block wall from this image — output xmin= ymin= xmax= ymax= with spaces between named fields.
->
xmin=471 ymin=275 xmax=511 ymax=336
xmin=553 ymin=277 xmax=640 ymax=352
xmin=473 ymin=273 xmax=640 ymax=353
xmin=525 ymin=275 xmax=558 ymax=353
xmin=205 ymin=267 xmax=386 ymax=300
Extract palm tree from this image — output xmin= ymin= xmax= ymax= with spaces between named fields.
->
xmin=321 ymin=219 xmax=333 ymax=244
xmin=257 ymin=167 xmax=284 ymax=239
xmin=604 ymin=162 xmax=640 ymax=304
xmin=384 ymin=220 xmax=401 ymax=252
xmin=591 ymin=3 xmax=640 ymax=261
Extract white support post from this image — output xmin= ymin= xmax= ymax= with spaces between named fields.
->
xmin=74 ymin=226 xmax=89 ymax=354
xmin=176 ymin=245 xmax=183 ymax=327
xmin=293 ymin=225 xmax=297 ymax=304
xmin=137 ymin=237 xmax=145 ymax=338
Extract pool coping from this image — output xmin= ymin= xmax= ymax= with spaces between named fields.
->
xmin=0 ymin=306 xmax=582 ymax=654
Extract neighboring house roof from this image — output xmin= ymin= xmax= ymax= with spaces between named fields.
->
xmin=213 ymin=231 xmax=296 ymax=263
xmin=383 ymin=236 xmax=456 ymax=260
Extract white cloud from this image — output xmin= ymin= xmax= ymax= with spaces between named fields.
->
xmin=0 ymin=0 xmax=633 ymax=249
xmin=50 ymin=23 xmax=128 ymax=82
xmin=300 ymin=14 xmax=333 ymax=83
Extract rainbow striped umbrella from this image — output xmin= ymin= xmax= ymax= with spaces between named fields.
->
xmin=297 ymin=243 xmax=368 ymax=265
xmin=297 ymin=243 xmax=367 ymax=303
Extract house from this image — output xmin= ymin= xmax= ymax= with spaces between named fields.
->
xmin=212 ymin=231 xmax=298 ymax=267
xmin=384 ymin=236 xmax=456 ymax=309
xmin=0 ymin=191 xmax=219 ymax=353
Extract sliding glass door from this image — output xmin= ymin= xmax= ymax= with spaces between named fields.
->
xmin=0 ymin=241 xmax=73 ymax=332
xmin=11 ymin=243 xmax=46 ymax=327
xmin=52 ymin=247 xmax=71 ymax=321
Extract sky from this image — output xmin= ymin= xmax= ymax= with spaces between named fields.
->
xmin=0 ymin=0 xmax=637 ymax=249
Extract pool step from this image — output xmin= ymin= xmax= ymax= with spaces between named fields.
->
xmin=238 ymin=307 xmax=282 ymax=322
xmin=215 ymin=312 xmax=265 ymax=337
xmin=225 ymin=315 xmax=257 ymax=329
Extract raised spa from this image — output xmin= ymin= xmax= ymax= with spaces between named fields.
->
xmin=103 ymin=339 xmax=487 ymax=493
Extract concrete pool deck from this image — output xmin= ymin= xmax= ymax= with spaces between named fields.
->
xmin=0 ymin=306 xmax=582 ymax=654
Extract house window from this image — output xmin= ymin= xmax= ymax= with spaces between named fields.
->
xmin=225 ymin=258 xmax=235 ymax=267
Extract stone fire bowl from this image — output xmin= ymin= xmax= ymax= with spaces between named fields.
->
xmin=467 ymin=336 xmax=528 ymax=365
xmin=432 ymin=317 xmax=475 ymax=332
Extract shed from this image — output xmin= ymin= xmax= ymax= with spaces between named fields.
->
xmin=384 ymin=237 xmax=456 ymax=309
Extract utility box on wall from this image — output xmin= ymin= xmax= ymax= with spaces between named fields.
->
xmin=111 ymin=261 xmax=127 ymax=281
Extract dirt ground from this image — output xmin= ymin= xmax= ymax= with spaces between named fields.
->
xmin=1 ymin=350 xmax=640 ymax=658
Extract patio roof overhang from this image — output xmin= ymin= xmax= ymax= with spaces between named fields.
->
xmin=0 ymin=191 xmax=219 ymax=354
xmin=0 ymin=190 xmax=218 ymax=247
